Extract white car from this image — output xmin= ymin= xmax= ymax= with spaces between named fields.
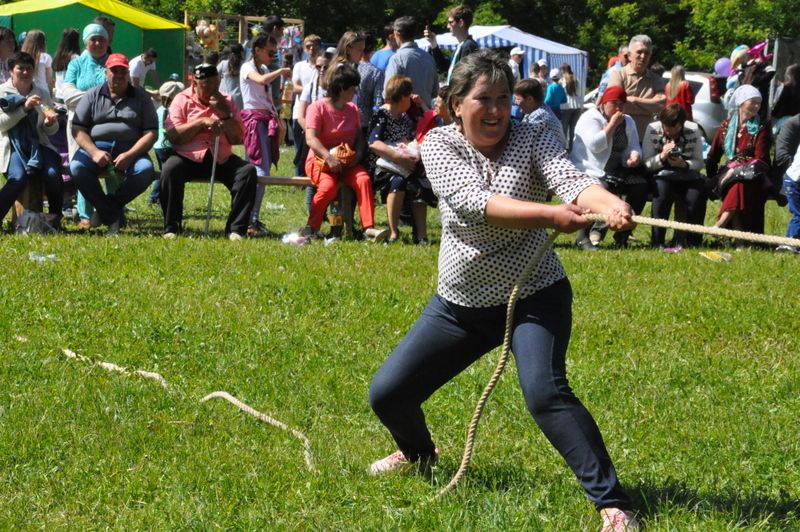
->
xmin=583 ymin=72 xmax=727 ymax=142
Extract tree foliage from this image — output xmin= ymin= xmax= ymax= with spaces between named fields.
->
xmin=55 ymin=0 xmax=800 ymax=83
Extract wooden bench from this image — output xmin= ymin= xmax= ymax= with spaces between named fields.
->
xmin=256 ymin=175 xmax=358 ymax=234
xmin=257 ymin=175 xmax=312 ymax=187
xmin=3 ymin=174 xmax=318 ymax=227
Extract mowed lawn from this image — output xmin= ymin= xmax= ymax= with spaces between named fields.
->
xmin=1 ymin=147 xmax=798 ymax=530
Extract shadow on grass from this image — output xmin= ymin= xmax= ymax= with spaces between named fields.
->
xmin=630 ymin=479 xmax=800 ymax=526
xmin=427 ymin=461 xmax=541 ymax=494
xmin=427 ymin=464 xmax=799 ymax=526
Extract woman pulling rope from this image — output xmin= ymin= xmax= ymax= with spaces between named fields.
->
xmin=367 ymin=50 xmax=639 ymax=532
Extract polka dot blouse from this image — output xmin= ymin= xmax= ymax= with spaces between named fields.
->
xmin=421 ymin=121 xmax=599 ymax=308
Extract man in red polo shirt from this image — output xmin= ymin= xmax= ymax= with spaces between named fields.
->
xmin=159 ymin=63 xmax=257 ymax=240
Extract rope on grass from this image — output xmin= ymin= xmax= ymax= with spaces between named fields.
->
xmin=584 ymin=213 xmax=800 ymax=248
xmin=434 ymin=213 xmax=798 ymax=501
xmin=62 ymin=348 xmax=169 ymax=388
xmin=201 ymin=391 xmax=316 ymax=472
xmin=61 ymin=349 xmax=315 ymax=472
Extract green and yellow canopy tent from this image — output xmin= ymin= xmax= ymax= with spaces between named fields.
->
xmin=0 ymin=0 xmax=187 ymax=85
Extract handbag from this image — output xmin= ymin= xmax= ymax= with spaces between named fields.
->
xmin=374 ymin=141 xmax=420 ymax=179
xmin=314 ymin=142 xmax=356 ymax=174
xmin=714 ymin=160 xmax=765 ymax=198
xmin=376 ymin=156 xmax=413 ymax=178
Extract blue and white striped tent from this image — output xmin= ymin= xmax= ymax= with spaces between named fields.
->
xmin=416 ymin=25 xmax=588 ymax=97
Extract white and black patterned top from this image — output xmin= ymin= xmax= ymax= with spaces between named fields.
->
xmin=523 ymin=106 xmax=567 ymax=148
xmin=421 ymin=121 xmax=598 ymax=307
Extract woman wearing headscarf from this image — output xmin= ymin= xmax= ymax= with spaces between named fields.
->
xmin=569 ymin=85 xmax=645 ymax=249
xmin=61 ymin=23 xmax=112 ymax=228
xmin=705 ymin=84 xmax=771 ymax=234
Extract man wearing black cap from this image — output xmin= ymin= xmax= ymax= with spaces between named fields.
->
xmin=159 ymin=63 xmax=257 ymax=240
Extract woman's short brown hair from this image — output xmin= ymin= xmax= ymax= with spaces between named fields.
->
xmin=659 ymin=103 xmax=686 ymax=127
xmin=447 ymin=49 xmax=513 ymax=125
xmin=325 ymin=63 xmax=360 ymax=100
xmin=384 ymin=75 xmax=413 ymax=103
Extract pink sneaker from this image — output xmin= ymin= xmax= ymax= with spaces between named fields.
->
xmin=369 ymin=450 xmax=407 ymax=475
xmin=600 ymin=508 xmax=640 ymax=532
xmin=369 ymin=448 xmax=439 ymax=476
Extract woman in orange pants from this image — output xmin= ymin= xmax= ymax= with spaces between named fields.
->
xmin=300 ymin=63 xmax=388 ymax=241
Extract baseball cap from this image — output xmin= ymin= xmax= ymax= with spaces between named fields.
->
xmin=105 ymin=53 xmax=129 ymax=69
xmin=536 ymin=58 xmax=548 ymax=67
xmin=159 ymin=80 xmax=185 ymax=99
xmin=510 ymin=46 xmax=524 ymax=56
xmin=168 ymin=73 xmax=181 ymax=81
xmin=193 ymin=63 xmax=218 ymax=80
xmin=549 ymin=67 xmax=561 ymax=80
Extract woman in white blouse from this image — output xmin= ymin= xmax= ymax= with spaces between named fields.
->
xmin=368 ymin=50 xmax=639 ymax=532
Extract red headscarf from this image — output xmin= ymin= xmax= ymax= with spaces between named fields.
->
xmin=600 ymin=85 xmax=627 ymax=105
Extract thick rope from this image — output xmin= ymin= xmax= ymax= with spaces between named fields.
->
xmin=434 ymin=212 xmax=798 ymax=501
xmin=584 ymin=213 xmax=800 ymax=248
xmin=62 ymin=348 xmax=169 ymax=388
xmin=434 ymin=231 xmax=560 ymax=501
xmin=61 ymin=348 xmax=315 ymax=472
xmin=202 ymin=391 xmax=316 ymax=472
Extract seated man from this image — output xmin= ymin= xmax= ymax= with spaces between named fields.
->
xmin=69 ymin=53 xmax=157 ymax=233
xmin=159 ymin=63 xmax=256 ymax=240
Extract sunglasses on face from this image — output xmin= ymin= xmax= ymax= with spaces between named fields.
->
xmin=315 ymin=65 xmax=328 ymax=71
xmin=268 ymin=51 xmax=278 ymax=57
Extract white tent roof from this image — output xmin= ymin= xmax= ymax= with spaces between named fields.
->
xmin=417 ymin=25 xmax=588 ymax=94
xmin=419 ymin=25 xmax=585 ymax=55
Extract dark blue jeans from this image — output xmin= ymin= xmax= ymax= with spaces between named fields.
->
xmin=651 ymin=175 xmax=707 ymax=247
xmin=369 ymin=279 xmax=632 ymax=511
xmin=1 ymin=147 xmax=63 ymax=219
xmin=148 ymin=148 xmax=172 ymax=203
xmin=784 ymin=176 xmax=800 ymax=238
xmin=70 ymin=141 xmax=154 ymax=225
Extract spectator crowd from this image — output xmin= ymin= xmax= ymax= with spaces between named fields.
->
xmin=1 ymin=6 xmax=798 ymax=251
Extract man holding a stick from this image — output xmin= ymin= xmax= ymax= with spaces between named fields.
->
xmin=159 ymin=63 xmax=256 ymax=240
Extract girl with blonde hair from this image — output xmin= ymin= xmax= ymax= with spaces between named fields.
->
xmin=665 ymin=65 xmax=694 ymax=121
xmin=21 ymin=30 xmax=53 ymax=94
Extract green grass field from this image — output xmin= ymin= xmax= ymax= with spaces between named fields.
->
xmin=1 ymin=147 xmax=798 ymax=530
